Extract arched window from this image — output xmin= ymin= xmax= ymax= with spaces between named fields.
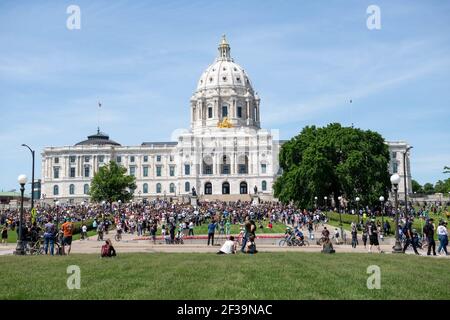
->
xmin=143 ymin=183 xmax=148 ymax=194
xmin=156 ymin=183 xmax=161 ymax=194
xmin=69 ymin=184 xmax=75 ymax=195
xmin=240 ymin=182 xmax=248 ymax=194
xmin=205 ymin=182 xmax=212 ymax=195
xmin=170 ymin=183 xmax=175 ymax=193
xmin=53 ymin=185 xmax=59 ymax=196
xmin=222 ymin=182 xmax=230 ymax=195
xmin=262 ymin=180 xmax=267 ymax=191
xmin=84 ymin=184 xmax=89 ymax=195
xmin=185 ymin=181 xmax=190 ymax=192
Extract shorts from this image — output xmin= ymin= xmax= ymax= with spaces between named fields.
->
xmin=369 ymin=235 xmax=379 ymax=246
xmin=63 ymin=236 xmax=73 ymax=245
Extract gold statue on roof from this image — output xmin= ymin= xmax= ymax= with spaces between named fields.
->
xmin=217 ymin=117 xmax=233 ymax=128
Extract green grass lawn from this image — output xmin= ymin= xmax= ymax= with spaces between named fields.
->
xmin=1 ymin=252 xmax=449 ymax=300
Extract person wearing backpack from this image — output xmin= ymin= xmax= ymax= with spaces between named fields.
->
xmin=402 ymin=217 xmax=419 ymax=255
xmin=423 ymin=218 xmax=436 ymax=256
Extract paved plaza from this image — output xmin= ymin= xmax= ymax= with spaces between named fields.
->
xmin=1 ymin=223 xmax=447 ymax=258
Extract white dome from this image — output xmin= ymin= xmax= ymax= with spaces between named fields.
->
xmin=196 ymin=60 xmax=253 ymax=92
xmin=195 ymin=36 xmax=254 ymax=93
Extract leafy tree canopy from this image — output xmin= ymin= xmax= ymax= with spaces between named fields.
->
xmin=423 ymin=183 xmax=435 ymax=195
xmin=274 ymin=123 xmax=391 ymax=208
xmin=411 ymin=179 xmax=424 ymax=194
xmin=89 ymin=161 xmax=136 ymax=204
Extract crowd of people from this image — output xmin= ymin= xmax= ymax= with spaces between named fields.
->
xmin=0 ymin=198 xmax=448 ymax=256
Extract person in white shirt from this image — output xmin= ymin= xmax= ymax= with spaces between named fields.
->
xmin=188 ymin=221 xmax=194 ymax=236
xmin=217 ymin=236 xmax=237 ymax=254
xmin=437 ymin=221 xmax=448 ymax=255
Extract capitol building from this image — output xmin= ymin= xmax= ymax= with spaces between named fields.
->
xmin=40 ymin=36 xmax=412 ymax=204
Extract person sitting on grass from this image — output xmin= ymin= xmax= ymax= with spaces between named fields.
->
xmin=101 ymin=239 xmax=116 ymax=258
xmin=245 ymin=235 xmax=258 ymax=254
xmin=217 ymin=236 xmax=237 ymax=254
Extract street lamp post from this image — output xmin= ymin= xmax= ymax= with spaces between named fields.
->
xmin=356 ymin=197 xmax=360 ymax=225
xmin=403 ymin=146 xmax=413 ymax=216
xmin=314 ymin=196 xmax=318 ymax=209
xmin=338 ymin=196 xmax=343 ymax=241
xmin=324 ymin=196 xmax=327 ymax=210
xmin=14 ymin=174 xmax=27 ymax=255
xmin=391 ymin=173 xmax=403 ymax=253
xmin=379 ymin=196 xmax=385 ymax=235
xmin=55 ymin=200 xmax=60 ymax=231
xmin=21 ymin=144 xmax=35 ymax=210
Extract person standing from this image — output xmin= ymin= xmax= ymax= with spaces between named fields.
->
xmin=351 ymin=223 xmax=358 ymax=248
xmin=207 ymin=220 xmax=217 ymax=246
xmin=362 ymin=224 xmax=368 ymax=249
xmin=61 ymin=219 xmax=74 ymax=255
xmin=1 ymin=225 xmax=7 ymax=245
xmin=188 ymin=220 xmax=194 ymax=236
xmin=368 ymin=219 xmax=381 ymax=253
xmin=43 ymin=219 xmax=55 ymax=255
xmin=423 ymin=218 xmax=436 ymax=256
xmin=150 ymin=223 xmax=157 ymax=244
xmin=437 ymin=221 xmax=448 ymax=256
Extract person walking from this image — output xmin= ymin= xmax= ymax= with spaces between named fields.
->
xmin=403 ymin=217 xmax=420 ymax=255
xmin=423 ymin=218 xmax=436 ymax=256
xmin=437 ymin=221 xmax=448 ymax=256
xmin=207 ymin=219 xmax=217 ymax=246
xmin=362 ymin=224 xmax=368 ymax=249
xmin=81 ymin=224 xmax=88 ymax=240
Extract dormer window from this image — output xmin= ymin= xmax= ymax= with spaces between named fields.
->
xmin=209 ymin=77 xmax=213 ymax=82
xmin=236 ymin=77 xmax=241 ymax=82
xmin=222 ymin=76 xmax=227 ymax=81
xmin=223 ymin=67 xmax=226 ymax=71
xmin=234 ymin=67 xmax=237 ymax=71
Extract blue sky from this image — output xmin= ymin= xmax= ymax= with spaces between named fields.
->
xmin=1 ymin=0 xmax=449 ymax=192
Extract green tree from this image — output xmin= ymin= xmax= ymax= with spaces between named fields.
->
xmin=423 ymin=183 xmax=435 ymax=195
xmin=444 ymin=166 xmax=450 ymax=174
xmin=434 ymin=178 xmax=450 ymax=194
xmin=411 ymin=179 xmax=424 ymax=194
xmin=89 ymin=161 xmax=136 ymax=204
xmin=274 ymin=123 xmax=391 ymax=208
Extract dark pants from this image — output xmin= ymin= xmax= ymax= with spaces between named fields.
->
xmin=207 ymin=233 xmax=214 ymax=246
xmin=189 ymin=229 xmax=194 ymax=236
xmin=427 ymin=236 xmax=436 ymax=255
xmin=403 ymin=237 xmax=419 ymax=254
